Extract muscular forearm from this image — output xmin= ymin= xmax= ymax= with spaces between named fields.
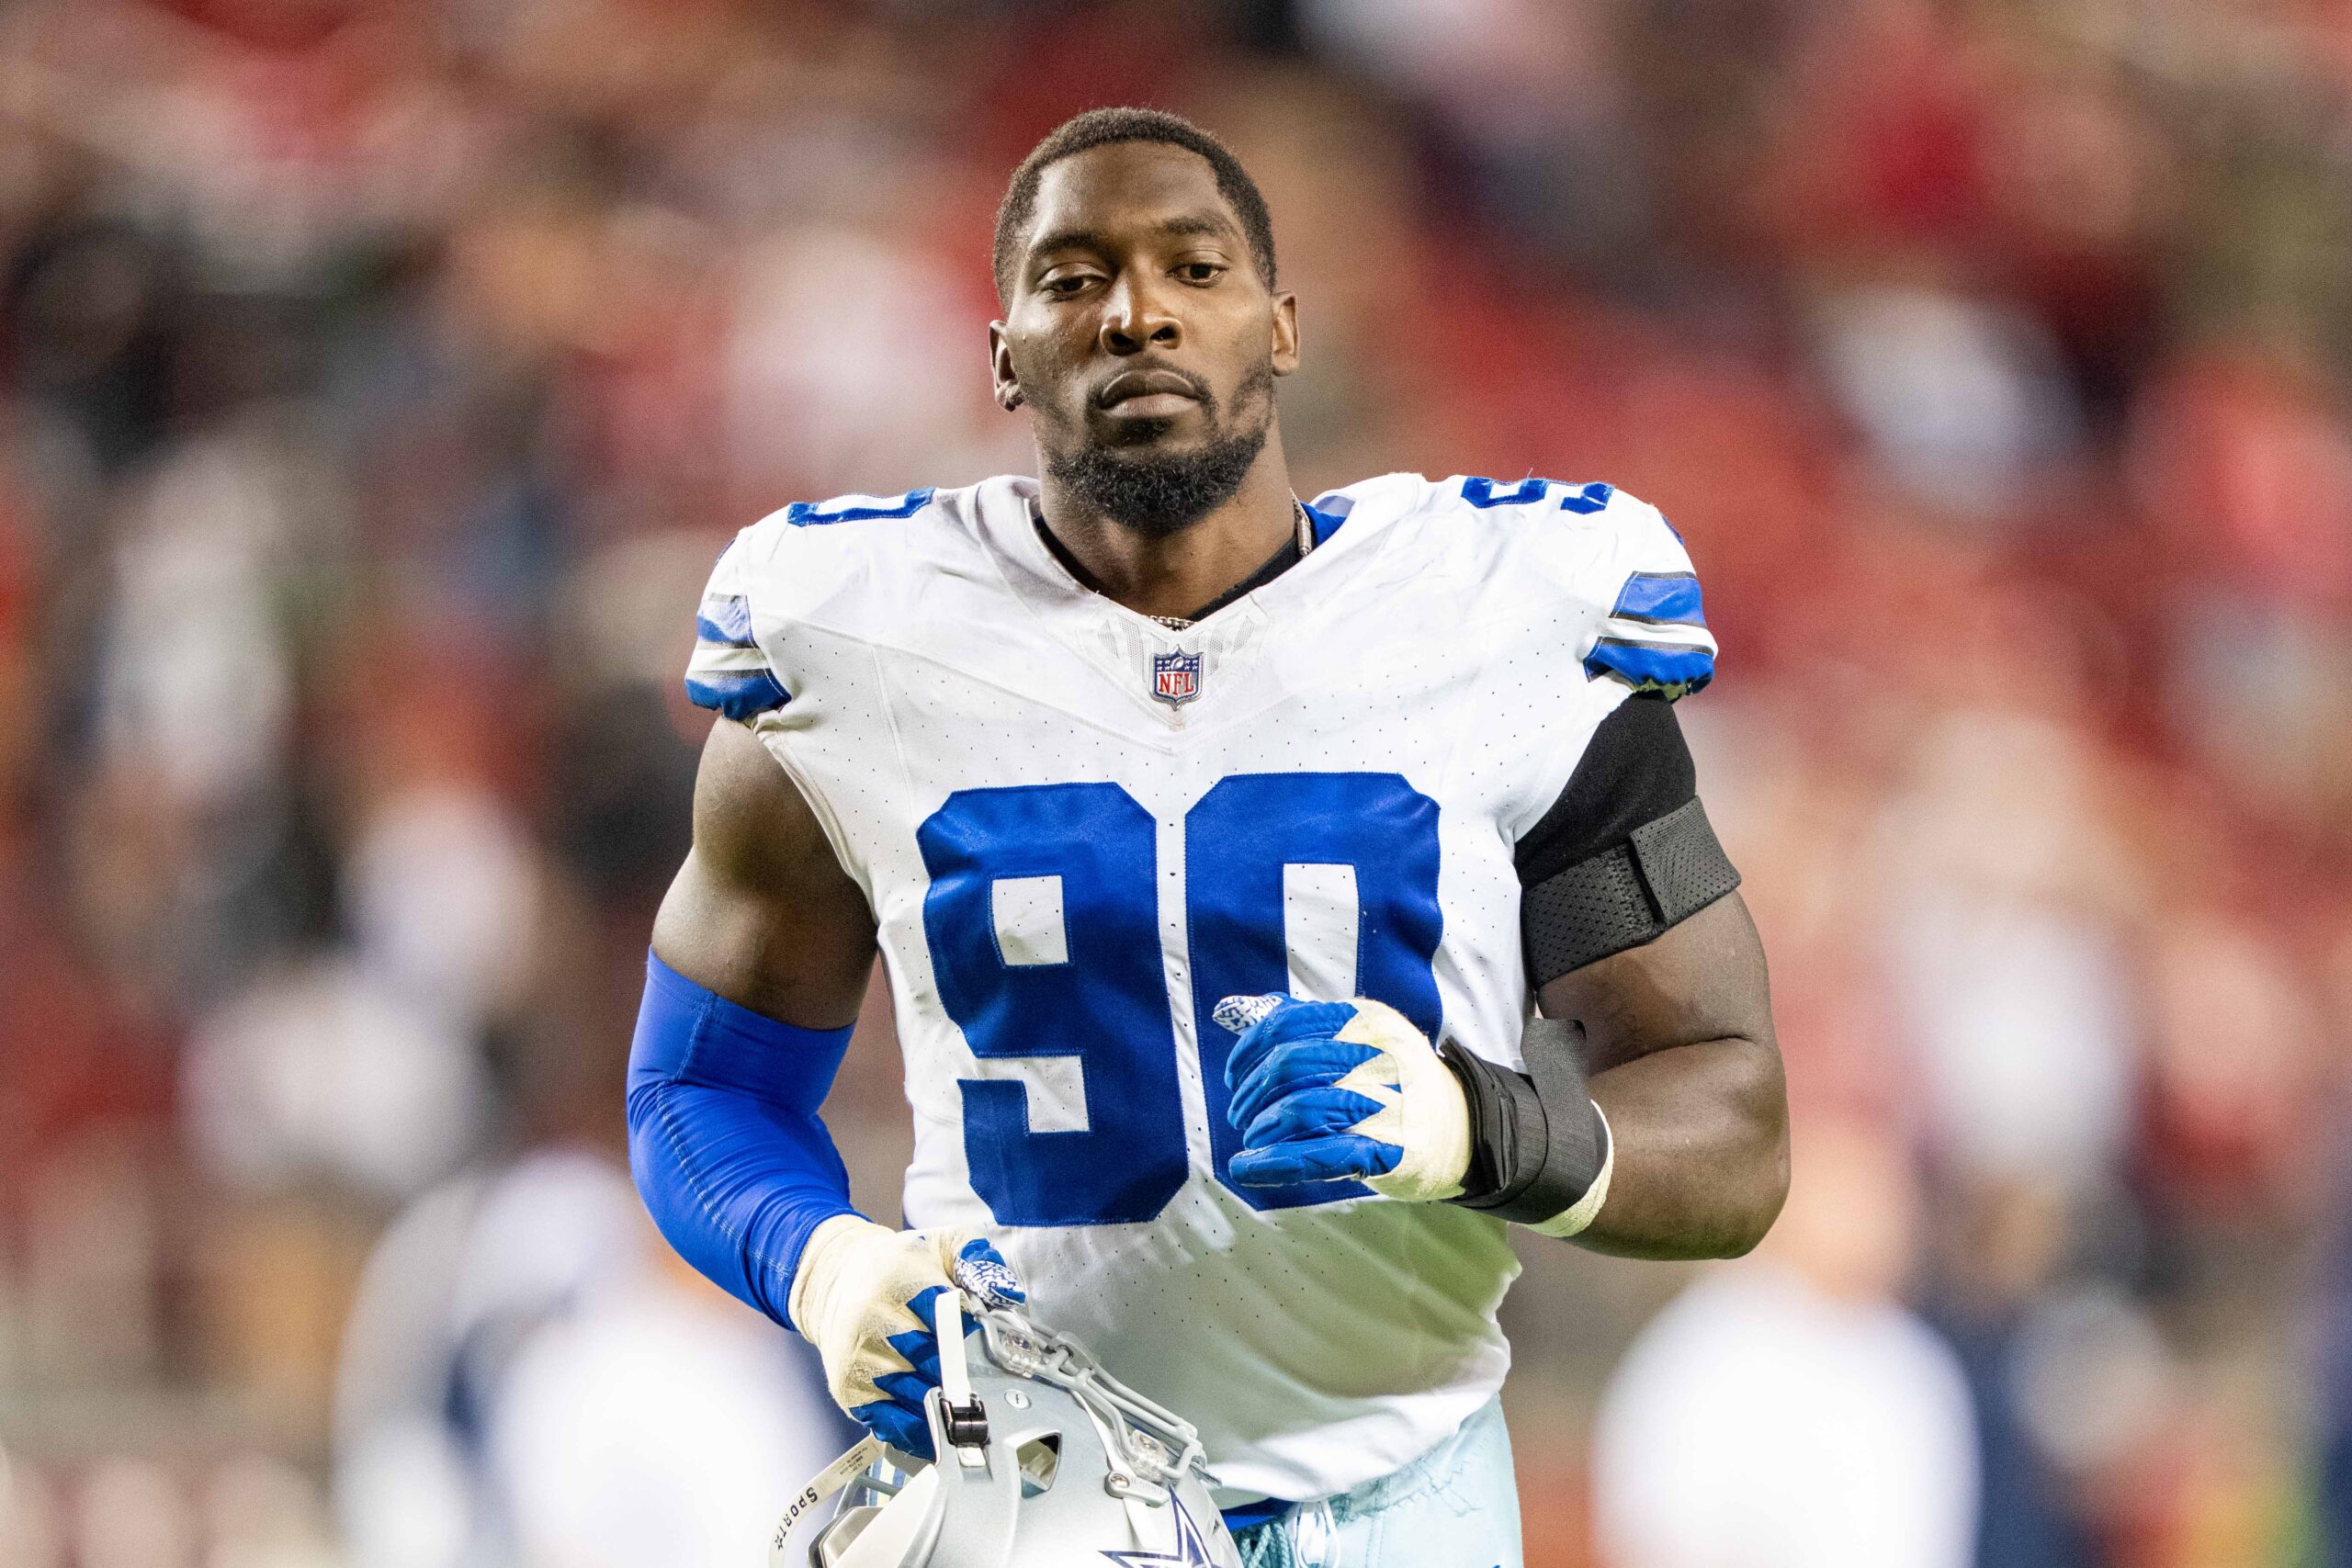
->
xmin=1576 ymin=1034 xmax=1787 ymax=1259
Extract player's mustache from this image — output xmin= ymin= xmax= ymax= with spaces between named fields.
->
xmin=1092 ymin=365 xmax=1214 ymax=411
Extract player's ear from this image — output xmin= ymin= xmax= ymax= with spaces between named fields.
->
xmin=1270 ymin=291 xmax=1300 ymax=378
xmin=989 ymin=321 xmax=1023 ymax=412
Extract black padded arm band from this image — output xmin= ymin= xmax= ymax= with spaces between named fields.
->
xmin=1517 ymin=694 xmax=1740 ymax=987
xmin=1521 ymin=798 xmax=1740 ymax=984
xmin=1443 ymin=1019 xmax=1610 ymax=1225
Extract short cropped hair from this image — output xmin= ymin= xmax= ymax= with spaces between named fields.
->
xmin=992 ymin=107 xmax=1278 ymax=301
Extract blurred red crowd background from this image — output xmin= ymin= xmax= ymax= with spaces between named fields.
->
xmin=0 ymin=1 xmax=2348 ymax=1565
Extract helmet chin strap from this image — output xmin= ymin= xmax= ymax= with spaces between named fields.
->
xmin=933 ymin=1292 xmax=989 ymax=1468
xmin=936 ymin=1292 xmax=973 ymax=1408
xmin=768 ymin=1438 xmax=888 ymax=1565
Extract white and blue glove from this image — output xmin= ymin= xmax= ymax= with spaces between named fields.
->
xmin=786 ymin=1216 xmax=1024 ymax=1458
xmin=1215 ymin=994 xmax=1473 ymax=1201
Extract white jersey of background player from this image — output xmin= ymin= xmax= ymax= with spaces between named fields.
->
xmin=628 ymin=109 xmax=1787 ymax=1568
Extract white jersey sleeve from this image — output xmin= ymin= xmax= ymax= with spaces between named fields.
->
xmin=684 ymin=531 xmax=791 ymax=725
xmin=683 ymin=487 xmax=940 ymax=728
xmin=1384 ymin=475 xmax=1718 ymax=848
xmin=1556 ymin=486 xmax=1716 ymax=699
xmin=1440 ymin=476 xmax=1718 ymax=699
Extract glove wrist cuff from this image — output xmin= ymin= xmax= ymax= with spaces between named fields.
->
xmin=1442 ymin=1025 xmax=1611 ymax=1231
xmin=1444 ymin=1041 xmax=1546 ymax=1205
xmin=786 ymin=1212 xmax=888 ymax=1340
xmin=1527 ymin=1104 xmax=1612 ymax=1237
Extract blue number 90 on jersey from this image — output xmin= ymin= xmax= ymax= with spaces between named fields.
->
xmin=917 ymin=773 xmax=1443 ymax=1226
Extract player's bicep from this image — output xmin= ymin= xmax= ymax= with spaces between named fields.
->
xmin=1514 ymin=692 xmax=1765 ymax=1066
xmin=650 ymin=719 xmax=876 ymax=1029
xmin=1537 ymin=890 xmax=1774 ymax=1074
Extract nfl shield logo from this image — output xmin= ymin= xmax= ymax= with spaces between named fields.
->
xmin=1152 ymin=649 xmax=1203 ymax=707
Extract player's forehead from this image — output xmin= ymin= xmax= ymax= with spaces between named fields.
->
xmin=1020 ymin=142 xmax=1243 ymax=259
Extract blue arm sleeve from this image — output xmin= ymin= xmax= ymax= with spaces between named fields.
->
xmin=625 ymin=951 xmax=862 ymax=1327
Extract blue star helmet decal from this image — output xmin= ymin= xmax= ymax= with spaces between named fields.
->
xmin=1101 ymin=1495 xmax=1221 ymax=1566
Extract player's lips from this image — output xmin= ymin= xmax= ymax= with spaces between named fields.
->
xmin=1095 ymin=368 xmax=1204 ymax=416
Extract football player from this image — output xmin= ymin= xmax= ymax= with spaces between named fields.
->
xmin=628 ymin=107 xmax=1789 ymax=1567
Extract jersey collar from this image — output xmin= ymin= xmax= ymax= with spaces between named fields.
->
xmin=973 ymin=472 xmax=1408 ymax=630
xmin=968 ymin=471 xmax=1421 ymax=732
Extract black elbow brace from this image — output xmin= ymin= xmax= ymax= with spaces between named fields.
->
xmin=1443 ymin=1020 xmax=1610 ymax=1226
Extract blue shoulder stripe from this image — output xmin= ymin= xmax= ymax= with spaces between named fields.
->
xmin=784 ymin=488 xmax=935 ymax=526
xmin=1584 ymin=637 xmax=1714 ymax=695
xmin=1610 ymin=571 xmax=1706 ymax=627
xmin=685 ymin=668 xmax=792 ymax=720
xmin=695 ymin=594 xmax=756 ymax=649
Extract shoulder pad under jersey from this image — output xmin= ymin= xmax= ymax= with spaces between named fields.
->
xmin=683 ymin=486 xmax=941 ymax=722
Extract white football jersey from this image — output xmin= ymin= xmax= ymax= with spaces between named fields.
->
xmin=685 ymin=471 xmax=1715 ymax=1504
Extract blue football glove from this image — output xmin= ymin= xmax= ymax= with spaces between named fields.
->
xmin=786 ymin=1217 xmax=1023 ymax=1458
xmin=1215 ymin=994 xmax=1472 ymax=1201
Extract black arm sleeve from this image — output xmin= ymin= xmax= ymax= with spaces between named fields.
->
xmin=1516 ymin=694 xmax=1740 ymax=987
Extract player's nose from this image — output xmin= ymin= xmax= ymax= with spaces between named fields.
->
xmin=1097 ymin=274 xmax=1182 ymax=356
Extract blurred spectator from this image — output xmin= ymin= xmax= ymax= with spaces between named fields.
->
xmin=184 ymin=956 xmax=489 ymax=1201
xmin=1877 ymin=706 xmax=2140 ymax=1195
xmin=1807 ymin=283 xmax=2084 ymax=522
xmin=1927 ymin=1179 xmax=2115 ymax=1568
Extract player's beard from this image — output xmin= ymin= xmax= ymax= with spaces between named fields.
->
xmin=1046 ymin=364 xmax=1275 ymax=538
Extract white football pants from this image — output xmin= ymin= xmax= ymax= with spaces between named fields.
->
xmin=1232 ymin=1397 xmax=1521 ymax=1568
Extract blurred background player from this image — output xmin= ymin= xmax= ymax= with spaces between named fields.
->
xmin=0 ymin=4 xmax=2341 ymax=1567
xmin=1592 ymin=1119 xmax=1979 ymax=1568
xmin=334 ymin=1149 xmax=850 ymax=1568
xmin=628 ymin=107 xmax=1785 ymax=1566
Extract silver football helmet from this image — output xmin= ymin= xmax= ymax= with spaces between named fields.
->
xmin=771 ymin=1291 xmax=1243 ymax=1568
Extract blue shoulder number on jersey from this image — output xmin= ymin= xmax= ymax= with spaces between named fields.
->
xmin=1460 ymin=476 xmax=1614 ymax=513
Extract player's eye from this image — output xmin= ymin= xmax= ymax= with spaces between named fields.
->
xmin=1039 ymin=271 xmax=1098 ymax=298
xmin=1175 ymin=261 xmax=1226 ymax=285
